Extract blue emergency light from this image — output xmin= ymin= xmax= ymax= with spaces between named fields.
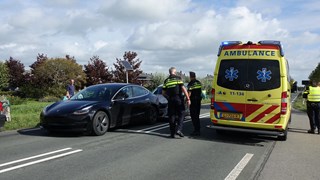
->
xmin=218 ymin=41 xmax=242 ymax=56
xmin=258 ymin=40 xmax=284 ymax=57
xmin=221 ymin=41 xmax=242 ymax=45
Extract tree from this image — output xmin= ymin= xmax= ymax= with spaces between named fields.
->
xmin=23 ymin=58 xmax=86 ymax=98
xmin=0 ymin=61 xmax=9 ymax=90
xmin=84 ymin=56 xmax=112 ymax=86
xmin=5 ymin=57 xmax=25 ymax=89
xmin=113 ymin=51 xmax=143 ymax=83
xmin=30 ymin=53 xmax=48 ymax=74
xmin=309 ymin=62 xmax=320 ymax=83
xmin=149 ymin=72 xmax=167 ymax=90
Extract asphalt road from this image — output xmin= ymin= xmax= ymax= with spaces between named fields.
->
xmin=0 ymin=100 xmax=301 ymax=180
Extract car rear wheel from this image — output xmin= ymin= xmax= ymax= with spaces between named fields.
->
xmin=91 ymin=111 xmax=109 ymax=136
xmin=147 ymin=106 xmax=158 ymax=125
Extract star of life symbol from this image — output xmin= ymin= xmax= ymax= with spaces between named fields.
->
xmin=257 ymin=68 xmax=272 ymax=82
xmin=225 ymin=67 xmax=238 ymax=81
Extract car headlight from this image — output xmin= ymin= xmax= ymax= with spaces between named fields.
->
xmin=73 ymin=106 xmax=92 ymax=115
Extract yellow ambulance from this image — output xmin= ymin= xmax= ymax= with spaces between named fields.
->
xmin=208 ymin=40 xmax=291 ymax=140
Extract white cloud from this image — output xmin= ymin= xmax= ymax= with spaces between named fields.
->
xmin=94 ymin=40 xmax=108 ymax=51
xmin=99 ymin=0 xmax=192 ymax=21
xmin=0 ymin=43 xmax=17 ymax=50
xmin=9 ymin=8 xmax=43 ymax=28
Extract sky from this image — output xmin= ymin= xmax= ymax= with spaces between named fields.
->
xmin=0 ymin=0 xmax=319 ymax=85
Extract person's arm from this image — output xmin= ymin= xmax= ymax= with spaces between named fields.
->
xmin=66 ymin=85 xmax=70 ymax=99
xmin=182 ymin=86 xmax=191 ymax=106
xmin=162 ymin=89 xmax=169 ymax=99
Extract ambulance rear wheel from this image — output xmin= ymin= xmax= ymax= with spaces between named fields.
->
xmin=278 ymin=130 xmax=287 ymax=141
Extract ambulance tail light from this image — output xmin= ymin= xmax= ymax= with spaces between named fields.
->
xmin=281 ymin=92 xmax=288 ymax=115
xmin=211 ymin=88 xmax=215 ymax=109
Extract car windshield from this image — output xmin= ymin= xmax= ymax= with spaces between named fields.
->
xmin=153 ymin=86 xmax=162 ymax=94
xmin=71 ymin=85 xmax=117 ymax=101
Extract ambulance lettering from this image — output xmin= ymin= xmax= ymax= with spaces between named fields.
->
xmin=224 ymin=50 xmax=276 ymax=57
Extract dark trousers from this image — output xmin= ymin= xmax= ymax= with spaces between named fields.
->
xmin=168 ymin=97 xmax=185 ymax=136
xmin=190 ymin=99 xmax=201 ymax=132
xmin=307 ymin=102 xmax=320 ymax=130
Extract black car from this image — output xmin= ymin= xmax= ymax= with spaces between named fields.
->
xmin=40 ymin=83 xmax=159 ymax=136
xmin=152 ymin=84 xmax=190 ymax=118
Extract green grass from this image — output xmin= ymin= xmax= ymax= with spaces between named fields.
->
xmin=3 ymin=101 xmax=52 ymax=131
xmin=201 ymin=98 xmax=211 ymax=104
xmin=293 ymin=93 xmax=307 ymax=112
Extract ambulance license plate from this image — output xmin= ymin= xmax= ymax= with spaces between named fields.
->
xmin=220 ymin=112 xmax=241 ymax=120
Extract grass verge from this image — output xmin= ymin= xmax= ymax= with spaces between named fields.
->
xmin=3 ymin=101 xmax=52 ymax=131
xmin=293 ymin=93 xmax=307 ymax=112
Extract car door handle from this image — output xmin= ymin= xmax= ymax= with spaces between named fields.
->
xmin=129 ymin=101 xmax=134 ymax=104
xmin=247 ymin=98 xmax=258 ymax=102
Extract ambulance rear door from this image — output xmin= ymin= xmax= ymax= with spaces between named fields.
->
xmin=244 ymin=52 xmax=282 ymax=125
xmin=215 ymin=58 xmax=248 ymax=122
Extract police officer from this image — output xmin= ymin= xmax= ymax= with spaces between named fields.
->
xmin=162 ymin=67 xmax=191 ymax=138
xmin=187 ymin=71 xmax=202 ymax=136
xmin=303 ymin=81 xmax=320 ymax=134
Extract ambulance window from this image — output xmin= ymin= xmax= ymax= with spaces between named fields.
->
xmin=247 ymin=60 xmax=280 ymax=91
xmin=217 ymin=60 xmax=247 ymax=90
xmin=217 ymin=59 xmax=280 ymax=91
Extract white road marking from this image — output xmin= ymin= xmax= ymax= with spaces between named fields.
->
xmin=224 ymin=153 xmax=254 ymax=180
xmin=117 ymin=113 xmax=210 ymax=134
xmin=291 ymin=93 xmax=299 ymax=103
xmin=0 ymin=148 xmax=72 ymax=167
xmin=0 ymin=148 xmax=82 ymax=174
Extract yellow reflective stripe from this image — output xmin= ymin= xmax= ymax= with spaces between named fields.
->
xmin=189 ymin=85 xmax=202 ymax=90
xmin=164 ymin=79 xmax=183 ymax=88
xmin=188 ymin=82 xmax=202 ymax=90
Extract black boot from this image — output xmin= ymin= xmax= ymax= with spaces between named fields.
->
xmin=170 ymin=123 xmax=176 ymax=138
xmin=307 ymin=129 xmax=315 ymax=134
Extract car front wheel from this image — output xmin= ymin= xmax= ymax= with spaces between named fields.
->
xmin=146 ymin=106 xmax=158 ymax=125
xmin=91 ymin=111 xmax=109 ymax=136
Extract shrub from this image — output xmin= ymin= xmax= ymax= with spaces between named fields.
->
xmin=6 ymin=95 xmax=26 ymax=105
xmin=39 ymin=96 xmax=61 ymax=102
xmin=0 ymin=91 xmax=14 ymax=96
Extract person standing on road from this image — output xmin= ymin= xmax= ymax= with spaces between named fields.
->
xmin=187 ymin=71 xmax=202 ymax=136
xmin=162 ymin=67 xmax=191 ymax=138
xmin=303 ymin=81 xmax=320 ymax=134
xmin=66 ymin=79 xmax=75 ymax=99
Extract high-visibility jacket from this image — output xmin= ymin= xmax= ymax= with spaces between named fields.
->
xmin=187 ymin=79 xmax=202 ymax=100
xmin=307 ymin=86 xmax=320 ymax=102
xmin=163 ymin=75 xmax=184 ymax=97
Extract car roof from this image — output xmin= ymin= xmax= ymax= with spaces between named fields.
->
xmin=90 ymin=83 xmax=134 ymax=87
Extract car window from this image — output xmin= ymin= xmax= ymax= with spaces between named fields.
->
xmin=153 ymin=86 xmax=162 ymax=94
xmin=217 ymin=59 xmax=280 ymax=91
xmin=133 ymin=86 xmax=149 ymax=97
xmin=72 ymin=86 xmax=114 ymax=100
xmin=114 ymin=86 xmax=133 ymax=100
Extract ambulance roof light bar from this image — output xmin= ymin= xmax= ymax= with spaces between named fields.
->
xmin=217 ymin=41 xmax=242 ymax=56
xmin=258 ymin=40 xmax=284 ymax=57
